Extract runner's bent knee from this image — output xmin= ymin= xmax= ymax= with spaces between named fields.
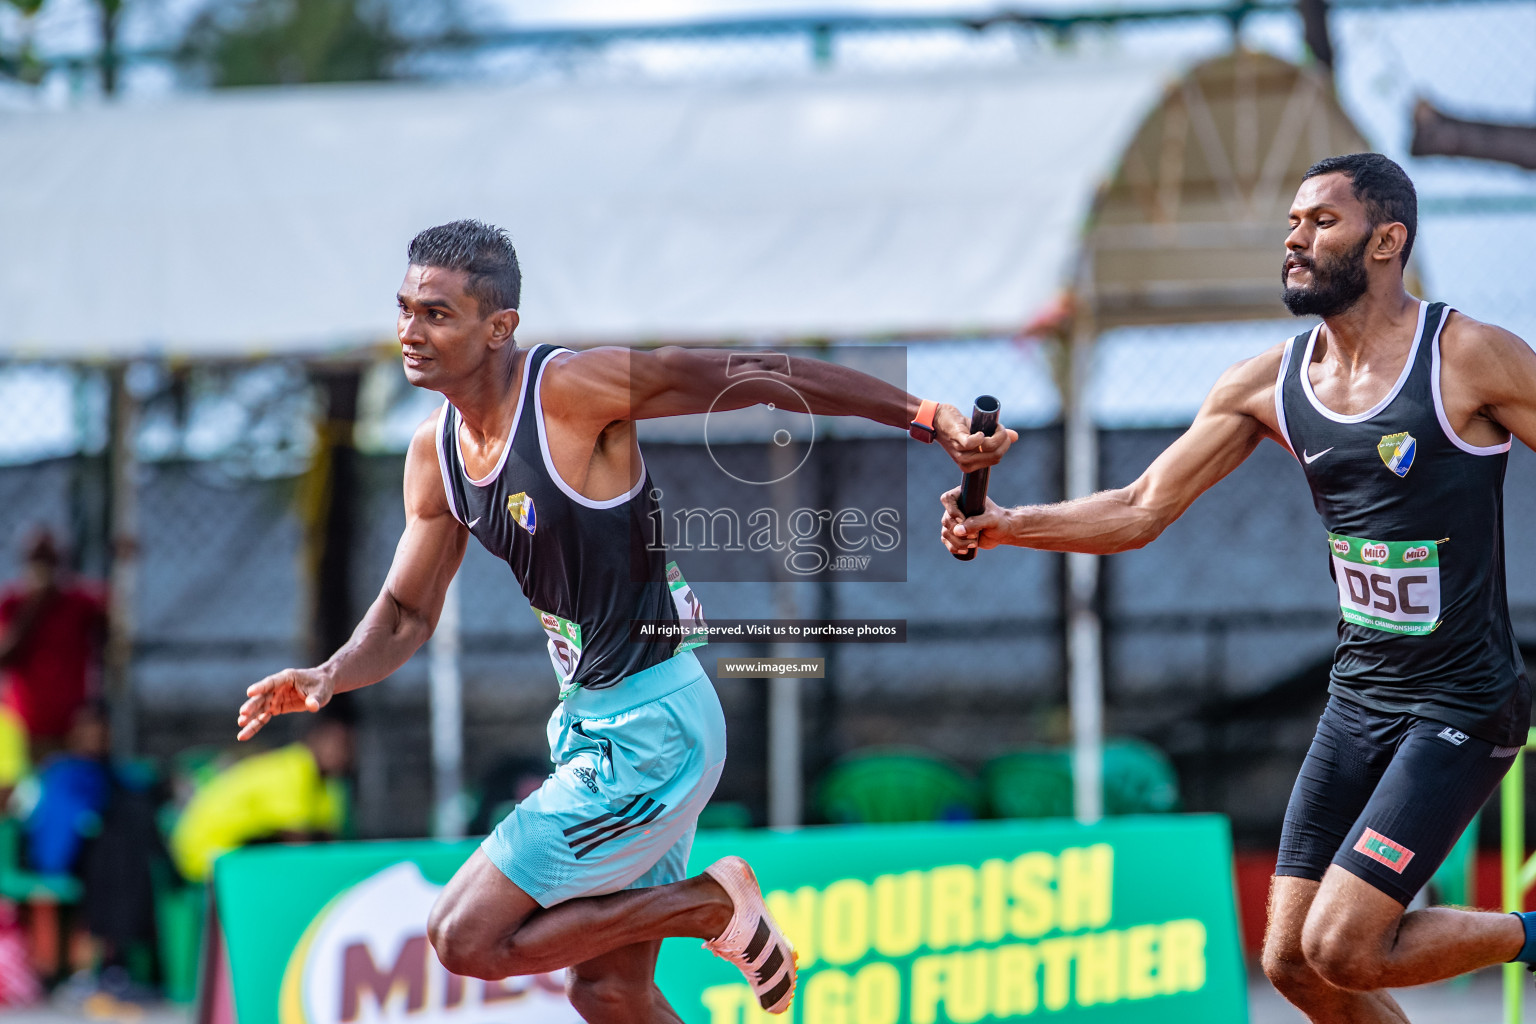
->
xmin=429 ymin=914 xmax=547 ymax=979
xmin=426 ymin=904 xmax=485 ymax=978
xmin=428 ymin=852 xmax=541 ymax=978
xmin=427 ymin=892 xmax=536 ymax=979
xmin=1299 ymin=911 xmax=1389 ymax=992
xmin=1261 ymin=950 xmax=1330 ymax=1002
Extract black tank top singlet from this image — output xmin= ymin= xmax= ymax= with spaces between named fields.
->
xmin=436 ymin=344 xmax=705 ymax=698
xmin=1276 ymin=299 xmax=1529 ymax=745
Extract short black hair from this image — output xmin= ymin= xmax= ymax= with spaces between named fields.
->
xmin=406 ymin=219 xmax=521 ymax=315
xmin=1301 ymin=153 xmax=1417 ymax=266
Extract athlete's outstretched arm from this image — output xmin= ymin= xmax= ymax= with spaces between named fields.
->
xmin=237 ymin=417 xmax=467 ymax=740
xmin=541 ymin=346 xmax=1016 ymax=472
xmin=941 ymin=348 xmax=1283 ymax=556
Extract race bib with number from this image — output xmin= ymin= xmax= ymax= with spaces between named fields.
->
xmin=534 ymin=607 xmax=584 ymax=699
xmin=1328 ymin=532 xmax=1441 ymax=636
xmin=666 ymin=561 xmax=709 ymax=655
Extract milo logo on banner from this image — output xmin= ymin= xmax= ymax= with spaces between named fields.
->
xmin=278 ymin=862 xmax=579 ymax=1024
xmin=1327 ymin=532 xmax=1441 ymax=636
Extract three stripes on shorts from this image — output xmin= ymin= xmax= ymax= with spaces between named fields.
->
xmin=563 ymin=795 xmax=668 ymax=860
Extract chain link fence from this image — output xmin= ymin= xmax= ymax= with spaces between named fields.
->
xmin=3 ymin=1 xmax=1535 ymax=840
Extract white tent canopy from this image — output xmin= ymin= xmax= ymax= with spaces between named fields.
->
xmin=0 ymin=59 xmax=1184 ymax=359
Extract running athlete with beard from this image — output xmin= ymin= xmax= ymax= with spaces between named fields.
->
xmin=236 ymin=220 xmax=1014 ymax=1023
xmin=942 ymin=153 xmax=1536 ymax=1020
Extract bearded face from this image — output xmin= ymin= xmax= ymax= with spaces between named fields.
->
xmin=1282 ymin=229 xmax=1372 ymax=318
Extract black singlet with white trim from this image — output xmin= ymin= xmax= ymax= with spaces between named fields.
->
xmin=436 ymin=344 xmax=685 ymax=696
xmin=1275 ymin=299 xmax=1530 ymax=745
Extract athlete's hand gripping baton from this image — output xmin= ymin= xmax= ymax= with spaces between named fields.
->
xmin=953 ymin=395 xmax=1000 ymax=562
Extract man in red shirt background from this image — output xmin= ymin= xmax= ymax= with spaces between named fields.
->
xmin=0 ymin=530 xmax=107 ymax=761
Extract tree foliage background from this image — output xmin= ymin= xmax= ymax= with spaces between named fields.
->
xmin=179 ymin=0 xmax=404 ymax=87
xmin=2 ymin=0 xmax=457 ymax=89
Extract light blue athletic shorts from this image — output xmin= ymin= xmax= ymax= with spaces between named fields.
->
xmin=483 ymin=651 xmax=727 ymax=907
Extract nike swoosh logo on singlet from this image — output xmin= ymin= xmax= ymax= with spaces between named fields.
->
xmin=1303 ymin=447 xmax=1334 ymax=464
xmin=467 ymin=517 xmax=482 ymax=528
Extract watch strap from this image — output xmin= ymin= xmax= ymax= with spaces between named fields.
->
xmin=909 ymin=398 xmax=938 ymax=443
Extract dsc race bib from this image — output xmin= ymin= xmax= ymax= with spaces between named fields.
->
xmin=537 ymin=564 xmax=707 ymax=700
xmin=667 ymin=561 xmax=709 ymax=656
xmin=1328 ymin=532 xmax=1441 ymax=636
xmin=534 ymin=607 xmax=584 ymax=699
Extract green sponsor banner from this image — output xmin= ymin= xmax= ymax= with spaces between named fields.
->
xmin=213 ymin=839 xmax=583 ymax=1024
xmin=660 ymin=816 xmax=1246 ymax=1024
xmin=213 ymin=815 xmax=1244 ymax=1024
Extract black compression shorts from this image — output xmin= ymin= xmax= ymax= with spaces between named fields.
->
xmin=1276 ymin=694 xmax=1520 ymax=905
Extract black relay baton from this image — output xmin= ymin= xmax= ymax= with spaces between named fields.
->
xmin=953 ymin=395 xmax=1001 ymax=562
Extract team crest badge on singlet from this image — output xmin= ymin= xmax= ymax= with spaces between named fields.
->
xmin=1377 ymin=432 xmax=1417 ymax=478
xmin=506 ymin=491 xmax=537 ymax=534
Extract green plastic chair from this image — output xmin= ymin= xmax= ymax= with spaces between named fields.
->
xmin=1430 ymin=811 xmax=1478 ymax=907
xmin=0 ymin=816 xmax=79 ymax=985
xmin=982 ymin=749 xmax=1075 ymax=820
xmin=984 ymin=738 xmax=1180 ymax=819
xmin=154 ymin=871 xmax=205 ymax=1004
xmin=696 ymin=801 xmax=753 ymax=830
xmin=1102 ymin=738 xmax=1181 ymax=815
xmin=1429 ymin=813 xmax=1481 ymax=991
xmin=816 ymin=748 xmax=982 ymax=825
xmin=0 ymin=817 xmax=80 ymax=903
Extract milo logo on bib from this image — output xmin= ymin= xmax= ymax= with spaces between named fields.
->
xmin=534 ymin=607 xmax=585 ymax=699
xmin=1328 ymin=532 xmax=1441 ymax=636
xmin=665 ymin=561 xmax=708 ymax=656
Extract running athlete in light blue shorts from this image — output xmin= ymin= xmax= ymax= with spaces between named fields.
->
xmin=237 ymin=221 xmax=1013 ymax=1021
xmin=487 ymin=651 xmax=726 ymax=907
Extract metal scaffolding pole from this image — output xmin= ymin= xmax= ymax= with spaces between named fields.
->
xmin=104 ymin=365 xmax=138 ymax=759
xmin=767 ymin=441 xmax=804 ymax=830
xmin=1065 ymin=305 xmax=1104 ymax=825
xmin=430 ymin=574 xmax=466 ymax=839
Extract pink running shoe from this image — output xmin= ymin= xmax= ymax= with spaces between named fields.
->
xmin=701 ymin=856 xmax=798 ymax=1014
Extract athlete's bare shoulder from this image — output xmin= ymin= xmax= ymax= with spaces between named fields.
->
xmin=1221 ymin=340 xmax=1288 ymax=392
xmin=1439 ymin=309 xmax=1536 ymax=397
xmin=1438 ymin=309 xmax=1536 ymax=448
xmin=1202 ymin=339 xmax=1289 ymax=437
xmin=404 ymin=408 xmax=452 ymax=517
xmin=537 ymin=346 xmax=636 ymax=424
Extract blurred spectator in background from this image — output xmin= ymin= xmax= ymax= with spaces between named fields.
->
xmin=18 ymin=703 xmax=167 ymax=1006
xmin=0 ymin=707 xmax=29 ymax=810
xmin=0 ymin=529 xmax=107 ymax=763
xmin=22 ymin=705 xmax=111 ymax=877
xmin=170 ymin=709 xmax=353 ymax=884
xmin=80 ymin=713 xmax=168 ymax=1000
